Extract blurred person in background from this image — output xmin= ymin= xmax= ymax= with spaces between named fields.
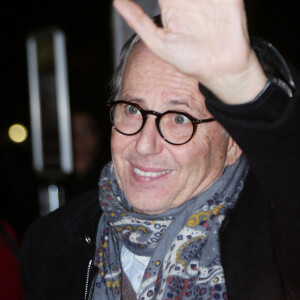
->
xmin=72 ymin=111 xmax=101 ymax=177
xmin=0 ymin=219 xmax=24 ymax=300
xmin=64 ymin=110 xmax=103 ymax=200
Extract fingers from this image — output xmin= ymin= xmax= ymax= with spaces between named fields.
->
xmin=113 ymin=0 xmax=164 ymax=50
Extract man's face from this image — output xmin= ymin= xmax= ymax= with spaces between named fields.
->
xmin=72 ymin=113 xmax=100 ymax=175
xmin=111 ymin=43 xmax=241 ymax=215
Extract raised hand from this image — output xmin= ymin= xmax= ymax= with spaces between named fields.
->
xmin=113 ymin=0 xmax=267 ymax=104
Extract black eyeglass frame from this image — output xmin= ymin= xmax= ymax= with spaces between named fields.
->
xmin=107 ymin=100 xmax=215 ymax=145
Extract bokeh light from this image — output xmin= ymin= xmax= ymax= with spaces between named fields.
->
xmin=8 ymin=124 xmax=28 ymax=143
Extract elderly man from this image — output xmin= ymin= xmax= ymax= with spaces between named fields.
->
xmin=20 ymin=0 xmax=300 ymax=299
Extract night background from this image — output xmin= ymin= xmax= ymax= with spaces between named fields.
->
xmin=0 ymin=1 xmax=299 ymax=240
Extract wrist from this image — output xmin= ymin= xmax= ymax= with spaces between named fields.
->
xmin=202 ymin=51 xmax=268 ymax=105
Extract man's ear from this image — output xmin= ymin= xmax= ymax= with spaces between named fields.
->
xmin=225 ymin=137 xmax=242 ymax=166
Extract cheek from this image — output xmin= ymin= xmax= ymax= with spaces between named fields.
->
xmin=196 ymin=127 xmax=229 ymax=163
xmin=110 ymin=131 xmax=118 ymax=153
xmin=190 ymin=131 xmax=213 ymax=156
xmin=110 ymin=131 xmax=127 ymax=175
xmin=111 ymin=130 xmax=128 ymax=157
xmin=170 ymin=135 xmax=211 ymax=172
xmin=110 ymin=132 xmax=130 ymax=188
xmin=187 ymin=128 xmax=229 ymax=167
xmin=110 ymin=131 xmax=137 ymax=174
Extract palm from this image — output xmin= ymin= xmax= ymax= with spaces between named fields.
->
xmin=114 ymin=0 xmax=249 ymax=82
xmin=113 ymin=0 xmax=267 ymax=104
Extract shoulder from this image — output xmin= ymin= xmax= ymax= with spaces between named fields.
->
xmin=20 ymin=188 xmax=102 ymax=298
xmin=21 ymin=188 xmax=101 ymax=254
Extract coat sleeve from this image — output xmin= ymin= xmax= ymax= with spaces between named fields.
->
xmin=203 ymin=38 xmax=300 ymax=299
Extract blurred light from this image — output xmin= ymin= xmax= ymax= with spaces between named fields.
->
xmin=48 ymin=184 xmax=59 ymax=212
xmin=8 ymin=124 xmax=28 ymax=143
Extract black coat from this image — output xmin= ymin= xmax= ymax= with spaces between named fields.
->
xmin=20 ymin=40 xmax=300 ymax=300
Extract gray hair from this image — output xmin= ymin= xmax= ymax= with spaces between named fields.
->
xmin=109 ymin=16 xmax=162 ymax=103
xmin=109 ymin=33 xmax=142 ymax=102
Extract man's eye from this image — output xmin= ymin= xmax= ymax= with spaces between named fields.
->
xmin=173 ymin=114 xmax=189 ymax=124
xmin=126 ymin=105 xmax=140 ymax=115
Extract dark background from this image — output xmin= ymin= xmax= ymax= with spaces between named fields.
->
xmin=0 ymin=1 xmax=113 ymax=238
xmin=0 ymin=1 xmax=299 ymax=239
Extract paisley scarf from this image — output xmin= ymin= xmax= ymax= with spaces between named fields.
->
xmin=93 ymin=156 xmax=248 ymax=300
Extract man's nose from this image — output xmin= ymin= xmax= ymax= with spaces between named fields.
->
xmin=135 ymin=116 xmax=163 ymax=155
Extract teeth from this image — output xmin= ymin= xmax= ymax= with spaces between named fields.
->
xmin=134 ymin=168 xmax=171 ymax=178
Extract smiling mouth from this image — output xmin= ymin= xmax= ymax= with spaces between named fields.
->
xmin=133 ymin=167 xmax=171 ymax=178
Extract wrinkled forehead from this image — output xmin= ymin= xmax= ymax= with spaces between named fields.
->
xmin=121 ymin=42 xmax=209 ymax=115
xmin=123 ymin=41 xmax=188 ymax=84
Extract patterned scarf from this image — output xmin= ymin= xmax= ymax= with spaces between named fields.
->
xmin=93 ymin=156 xmax=248 ymax=300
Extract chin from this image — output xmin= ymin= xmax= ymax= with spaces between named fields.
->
xmin=132 ymin=206 xmax=166 ymax=215
xmin=129 ymin=196 xmax=171 ymax=215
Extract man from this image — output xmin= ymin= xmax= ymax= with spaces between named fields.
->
xmin=20 ymin=0 xmax=300 ymax=299
xmin=0 ymin=220 xmax=25 ymax=300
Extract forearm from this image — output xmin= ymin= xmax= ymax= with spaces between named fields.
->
xmin=200 ymin=50 xmax=268 ymax=105
xmin=204 ymin=39 xmax=299 ymax=200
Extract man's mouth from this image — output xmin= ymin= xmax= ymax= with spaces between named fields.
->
xmin=133 ymin=167 xmax=171 ymax=178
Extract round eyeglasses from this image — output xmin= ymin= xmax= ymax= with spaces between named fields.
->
xmin=108 ymin=100 xmax=215 ymax=145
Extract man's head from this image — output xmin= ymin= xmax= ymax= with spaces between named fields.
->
xmin=110 ymin=40 xmax=242 ymax=215
xmin=72 ymin=111 xmax=100 ymax=175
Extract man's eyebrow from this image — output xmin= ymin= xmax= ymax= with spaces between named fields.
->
xmin=120 ymin=95 xmax=193 ymax=109
xmin=121 ymin=97 xmax=145 ymax=105
xmin=167 ymin=99 xmax=192 ymax=109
